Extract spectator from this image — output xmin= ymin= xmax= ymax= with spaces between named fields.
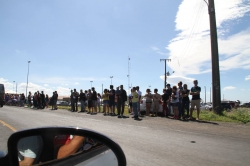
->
xmin=181 ymin=84 xmax=190 ymax=119
xmin=190 ymin=80 xmax=201 ymax=120
xmin=109 ymin=85 xmax=116 ymax=115
xmin=136 ymin=86 xmax=142 ymax=116
xmin=87 ymin=89 xmax=92 ymax=114
xmin=131 ymin=87 xmax=141 ymax=120
xmin=79 ymin=89 xmax=86 ymax=113
xmin=54 ymin=91 xmax=58 ymax=110
xmin=144 ymin=89 xmax=153 ymax=116
xmin=40 ymin=91 xmax=45 ymax=109
xmin=97 ymin=93 xmax=101 ymax=113
xmin=45 ymin=94 xmax=49 ymax=109
xmin=117 ymin=85 xmax=127 ymax=118
xmin=102 ymin=89 xmax=109 ymax=116
xmin=91 ymin=87 xmax=97 ymax=114
xmin=28 ymin=92 xmax=32 ymax=108
xmin=51 ymin=92 xmax=55 ymax=110
xmin=166 ymin=84 xmax=172 ymax=116
xmin=161 ymin=89 xmax=169 ymax=117
xmin=20 ymin=93 xmax=25 ymax=107
xmin=171 ymin=86 xmax=179 ymax=119
xmin=128 ymin=89 xmax=133 ymax=113
xmin=178 ymin=81 xmax=183 ymax=118
xmin=72 ymin=89 xmax=79 ymax=112
xmin=153 ymin=88 xmax=161 ymax=117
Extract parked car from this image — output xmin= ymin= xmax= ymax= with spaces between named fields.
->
xmin=140 ymin=97 xmax=173 ymax=115
xmin=205 ymin=104 xmax=213 ymax=111
xmin=57 ymin=101 xmax=70 ymax=106
xmin=241 ymin=103 xmax=250 ymax=108
xmin=221 ymin=103 xmax=232 ymax=111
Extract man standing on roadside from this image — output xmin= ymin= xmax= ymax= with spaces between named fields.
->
xmin=40 ymin=91 xmax=45 ymax=109
xmin=178 ymin=81 xmax=183 ymax=118
xmin=72 ymin=89 xmax=79 ymax=112
xmin=190 ymin=80 xmax=201 ymax=120
xmin=136 ymin=86 xmax=142 ymax=116
xmin=161 ymin=88 xmax=169 ymax=117
xmin=54 ymin=91 xmax=58 ymax=110
xmin=79 ymin=89 xmax=86 ymax=113
xmin=109 ymin=85 xmax=116 ymax=115
xmin=166 ymin=84 xmax=172 ymax=116
xmin=91 ymin=87 xmax=97 ymax=114
xmin=117 ymin=85 xmax=127 ymax=118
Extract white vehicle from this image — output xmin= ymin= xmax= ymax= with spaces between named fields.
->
xmin=139 ymin=97 xmax=173 ymax=115
xmin=205 ymin=104 xmax=213 ymax=110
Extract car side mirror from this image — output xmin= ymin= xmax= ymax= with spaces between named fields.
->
xmin=1 ymin=127 xmax=126 ymax=166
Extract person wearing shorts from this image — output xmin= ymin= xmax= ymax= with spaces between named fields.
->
xmin=171 ymin=86 xmax=179 ymax=119
xmin=190 ymin=80 xmax=201 ymax=120
xmin=87 ymin=89 xmax=92 ymax=114
xmin=102 ymin=89 xmax=109 ymax=115
xmin=136 ymin=86 xmax=142 ymax=115
xmin=109 ymin=85 xmax=116 ymax=115
xmin=145 ymin=89 xmax=152 ymax=116
xmin=153 ymin=89 xmax=161 ymax=117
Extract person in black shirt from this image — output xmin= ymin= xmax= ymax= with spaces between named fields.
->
xmin=40 ymin=91 xmax=45 ymax=109
xmin=72 ymin=89 xmax=79 ymax=112
xmin=161 ymin=89 xmax=169 ymax=117
xmin=91 ymin=87 xmax=97 ymax=114
xmin=54 ymin=91 xmax=58 ymax=110
xmin=166 ymin=84 xmax=172 ymax=116
xmin=117 ymin=85 xmax=127 ymax=118
xmin=79 ymin=89 xmax=86 ymax=113
xmin=109 ymin=85 xmax=116 ymax=115
xmin=181 ymin=84 xmax=190 ymax=119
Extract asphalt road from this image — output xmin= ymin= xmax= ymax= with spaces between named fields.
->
xmin=0 ymin=106 xmax=250 ymax=166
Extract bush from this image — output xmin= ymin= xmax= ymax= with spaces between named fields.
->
xmin=224 ymin=108 xmax=250 ymax=124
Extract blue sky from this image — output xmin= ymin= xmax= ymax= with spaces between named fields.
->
xmin=0 ymin=0 xmax=250 ymax=103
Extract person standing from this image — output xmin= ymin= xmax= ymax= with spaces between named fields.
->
xmin=178 ymin=81 xmax=183 ymax=118
xmin=131 ymin=87 xmax=141 ymax=120
xmin=51 ymin=92 xmax=55 ymax=110
xmin=171 ymin=86 xmax=179 ymax=119
xmin=166 ymin=84 xmax=172 ymax=116
xmin=145 ymin=89 xmax=153 ymax=116
xmin=117 ymin=85 xmax=127 ymax=118
xmin=190 ymin=80 xmax=201 ymax=120
xmin=20 ymin=93 xmax=25 ymax=107
xmin=45 ymin=94 xmax=49 ymax=109
xmin=91 ymin=87 xmax=97 ymax=114
xmin=102 ymin=89 xmax=109 ymax=115
xmin=97 ymin=93 xmax=101 ymax=113
xmin=136 ymin=86 xmax=142 ymax=116
xmin=87 ymin=89 xmax=92 ymax=114
xmin=79 ymin=89 xmax=86 ymax=113
xmin=109 ymin=85 xmax=116 ymax=115
xmin=54 ymin=91 xmax=58 ymax=110
xmin=152 ymin=89 xmax=161 ymax=117
xmin=70 ymin=90 xmax=73 ymax=111
xmin=181 ymin=84 xmax=190 ymax=119
xmin=161 ymin=89 xmax=169 ymax=117
xmin=72 ymin=89 xmax=79 ymax=112
xmin=40 ymin=91 xmax=45 ymax=109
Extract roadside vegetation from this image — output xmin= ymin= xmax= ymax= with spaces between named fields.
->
xmin=57 ymin=105 xmax=250 ymax=124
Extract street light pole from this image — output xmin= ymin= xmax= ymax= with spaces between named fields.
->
xmin=26 ymin=61 xmax=31 ymax=97
xmin=90 ymin=81 xmax=93 ymax=88
xmin=160 ymin=59 xmax=171 ymax=88
xmin=110 ymin=76 xmax=113 ymax=85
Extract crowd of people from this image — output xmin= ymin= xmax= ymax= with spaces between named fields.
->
xmin=4 ymin=79 xmax=202 ymax=120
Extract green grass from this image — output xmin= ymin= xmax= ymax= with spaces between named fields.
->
xmin=56 ymin=105 xmax=250 ymax=124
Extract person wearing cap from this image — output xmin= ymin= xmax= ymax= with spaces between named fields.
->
xmin=117 ymin=85 xmax=127 ymax=118
xmin=145 ymin=89 xmax=153 ymax=116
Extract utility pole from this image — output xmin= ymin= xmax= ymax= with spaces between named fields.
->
xmin=205 ymin=0 xmax=221 ymax=113
xmin=160 ymin=59 xmax=171 ymax=88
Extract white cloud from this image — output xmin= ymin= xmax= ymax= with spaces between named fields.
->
xmin=245 ymin=75 xmax=250 ymax=80
xmin=151 ymin=46 xmax=159 ymax=51
xmin=151 ymin=46 xmax=169 ymax=56
xmin=166 ymin=0 xmax=250 ymax=76
xmin=44 ymin=84 xmax=49 ymax=86
xmin=159 ymin=75 xmax=196 ymax=88
xmin=223 ymin=86 xmax=236 ymax=90
xmin=75 ymin=82 xmax=79 ymax=85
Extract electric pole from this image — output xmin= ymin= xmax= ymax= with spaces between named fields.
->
xmin=205 ymin=0 xmax=222 ymax=113
xmin=160 ymin=59 xmax=171 ymax=88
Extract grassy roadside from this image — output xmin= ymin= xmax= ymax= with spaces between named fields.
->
xmin=57 ymin=105 xmax=250 ymax=124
